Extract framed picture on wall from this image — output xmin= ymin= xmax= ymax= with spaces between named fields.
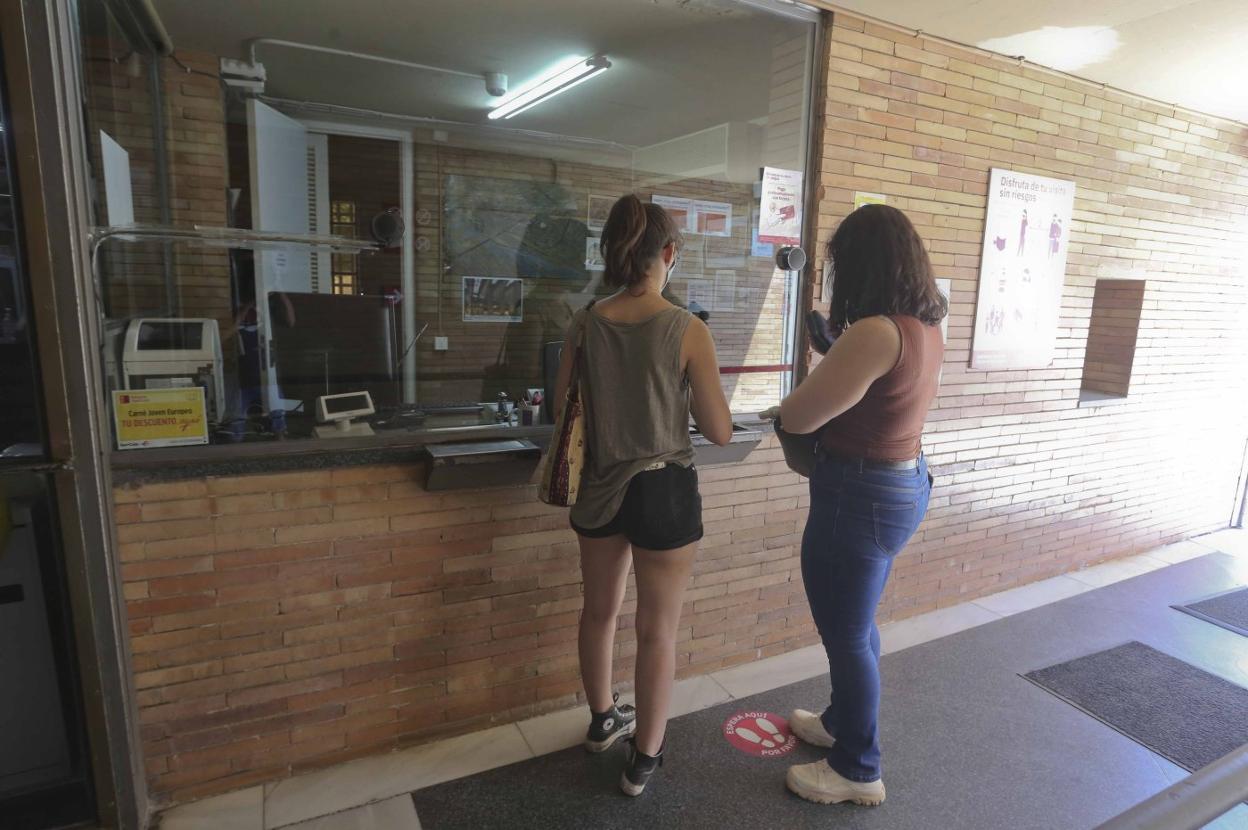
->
xmin=462 ymin=276 xmax=523 ymax=323
xmin=585 ymin=238 xmax=605 ymax=272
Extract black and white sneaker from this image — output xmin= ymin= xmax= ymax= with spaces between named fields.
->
xmin=584 ymin=693 xmax=636 ymax=753
xmin=620 ymin=738 xmax=664 ymax=796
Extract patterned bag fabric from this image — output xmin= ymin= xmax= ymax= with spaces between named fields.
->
xmin=538 ymin=311 xmax=591 ymax=506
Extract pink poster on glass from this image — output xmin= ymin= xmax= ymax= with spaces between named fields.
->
xmin=758 ymin=167 xmax=803 ymax=246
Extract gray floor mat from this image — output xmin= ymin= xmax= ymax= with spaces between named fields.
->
xmin=1023 ymin=640 xmax=1248 ymax=772
xmin=1175 ymin=587 xmax=1248 ymax=638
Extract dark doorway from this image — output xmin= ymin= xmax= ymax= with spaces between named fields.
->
xmin=0 ymin=44 xmax=96 ymax=830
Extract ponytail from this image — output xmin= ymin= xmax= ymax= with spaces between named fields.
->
xmin=600 ymin=194 xmax=682 ymax=289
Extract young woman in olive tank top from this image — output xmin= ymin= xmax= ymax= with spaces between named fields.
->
xmin=552 ymin=194 xmax=732 ymax=796
xmin=776 ymin=205 xmax=947 ymax=807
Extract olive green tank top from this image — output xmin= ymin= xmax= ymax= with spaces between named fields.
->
xmin=569 ymin=305 xmax=696 ymax=529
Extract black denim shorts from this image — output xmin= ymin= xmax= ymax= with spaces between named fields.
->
xmin=572 ymin=463 xmax=704 ymax=551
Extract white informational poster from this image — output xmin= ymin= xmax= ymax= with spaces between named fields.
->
xmin=970 ymin=168 xmax=1075 ymax=370
xmin=694 ymin=200 xmax=733 ymax=237
xmin=584 ymin=238 xmax=605 ymax=272
xmin=686 ymin=279 xmax=714 ymax=312
xmin=758 ymin=167 xmax=803 ymax=245
xmin=676 ymin=238 xmax=705 ymax=279
xmin=714 ymin=271 xmax=737 ymax=312
xmin=99 ymin=131 xmax=134 ymax=227
xmin=652 ymin=195 xmax=696 ymax=234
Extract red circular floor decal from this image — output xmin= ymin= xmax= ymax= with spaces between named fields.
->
xmin=723 ymin=711 xmax=797 ymax=757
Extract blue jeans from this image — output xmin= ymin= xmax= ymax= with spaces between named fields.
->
xmin=800 ymin=453 xmax=931 ymax=782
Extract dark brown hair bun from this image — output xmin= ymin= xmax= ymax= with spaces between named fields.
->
xmin=600 ymin=194 xmax=683 ymax=289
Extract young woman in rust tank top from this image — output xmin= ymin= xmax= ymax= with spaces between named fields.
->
xmin=777 ymin=204 xmax=947 ymax=807
xmin=552 ymin=194 xmax=732 ymax=796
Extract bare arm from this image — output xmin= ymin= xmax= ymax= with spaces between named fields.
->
xmin=684 ymin=317 xmax=733 ymax=446
xmin=777 ymin=316 xmax=901 ymax=435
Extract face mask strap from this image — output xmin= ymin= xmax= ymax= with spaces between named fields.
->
xmin=663 ymin=248 xmax=677 ymax=290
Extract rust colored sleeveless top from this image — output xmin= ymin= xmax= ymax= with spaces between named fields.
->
xmin=820 ymin=315 xmax=944 ymax=462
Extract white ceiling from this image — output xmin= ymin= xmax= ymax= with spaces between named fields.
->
xmin=829 ymin=0 xmax=1248 ymax=124
xmin=152 ymin=0 xmax=815 ymax=148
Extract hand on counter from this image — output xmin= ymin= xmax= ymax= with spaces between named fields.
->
xmin=758 ymin=406 xmax=781 ymax=421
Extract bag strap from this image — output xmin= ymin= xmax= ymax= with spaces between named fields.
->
xmin=567 ymin=299 xmax=596 ymax=392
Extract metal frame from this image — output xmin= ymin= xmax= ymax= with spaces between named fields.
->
xmin=294 ymin=118 xmax=419 ymax=404
xmin=1232 ymin=429 xmax=1248 ymax=529
xmin=247 ymin=38 xmax=486 ymax=84
xmin=790 ymin=7 xmax=830 ymax=389
xmin=1 ymin=0 xmax=145 ymax=826
xmin=734 ymin=0 xmax=823 ymax=23
xmin=1094 ymin=743 xmax=1248 ymax=830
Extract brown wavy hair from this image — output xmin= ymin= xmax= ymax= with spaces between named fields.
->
xmin=600 ymin=194 xmax=683 ymax=290
xmin=826 ymin=204 xmax=947 ymax=329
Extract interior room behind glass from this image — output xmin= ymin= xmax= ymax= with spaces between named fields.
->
xmin=80 ymin=0 xmax=814 ymax=449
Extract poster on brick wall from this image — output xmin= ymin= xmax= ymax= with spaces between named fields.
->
xmin=652 ymin=195 xmax=696 ymax=234
xmin=694 ymin=200 xmax=733 ymax=237
xmin=970 ymin=168 xmax=1075 ymax=370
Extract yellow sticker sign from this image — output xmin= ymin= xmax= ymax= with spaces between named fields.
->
xmin=112 ymin=387 xmax=209 ymax=450
xmin=853 ymin=192 xmax=887 ymax=210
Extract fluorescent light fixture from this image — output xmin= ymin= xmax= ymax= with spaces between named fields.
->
xmin=488 ymin=55 xmax=611 ymax=120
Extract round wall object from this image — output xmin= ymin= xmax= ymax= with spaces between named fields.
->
xmin=776 ymin=245 xmax=807 ymax=272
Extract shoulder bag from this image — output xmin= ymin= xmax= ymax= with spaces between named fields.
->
xmin=538 ymin=307 xmax=592 ymax=506
xmin=774 ymin=416 xmax=819 ymax=479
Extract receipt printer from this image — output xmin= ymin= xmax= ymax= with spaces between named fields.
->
xmin=122 ymin=318 xmax=226 ymax=423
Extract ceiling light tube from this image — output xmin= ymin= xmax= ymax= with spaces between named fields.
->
xmin=488 ymin=55 xmax=611 ymax=120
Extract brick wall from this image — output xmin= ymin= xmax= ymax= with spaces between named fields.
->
xmin=812 ymin=13 xmax=1248 ymax=614
xmin=115 ymin=438 xmax=812 ymax=804
xmin=111 ymin=11 xmax=1248 ymax=809
xmin=1081 ymin=279 xmax=1146 ymax=397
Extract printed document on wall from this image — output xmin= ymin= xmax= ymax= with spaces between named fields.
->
xmin=970 ymin=168 xmax=1075 ymax=370
xmin=758 ymin=167 xmax=802 ymax=245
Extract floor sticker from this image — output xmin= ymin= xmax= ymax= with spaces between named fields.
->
xmin=723 ymin=711 xmax=797 ymax=757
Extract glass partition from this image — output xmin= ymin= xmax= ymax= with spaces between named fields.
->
xmin=76 ymin=0 xmax=817 ymax=451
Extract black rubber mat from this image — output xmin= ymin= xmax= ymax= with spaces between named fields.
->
xmin=411 ymin=675 xmax=835 ymax=830
xmin=1175 ymin=587 xmax=1248 ymax=638
xmin=1023 ymin=641 xmax=1248 ymax=772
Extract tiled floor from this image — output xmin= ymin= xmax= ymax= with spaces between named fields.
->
xmin=156 ymin=530 xmax=1246 ymax=830
xmin=281 ymin=796 xmax=420 ymax=830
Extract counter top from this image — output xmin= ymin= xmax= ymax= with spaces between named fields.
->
xmin=109 ymin=420 xmax=775 ymax=485
xmin=109 ymin=423 xmax=555 ymax=485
